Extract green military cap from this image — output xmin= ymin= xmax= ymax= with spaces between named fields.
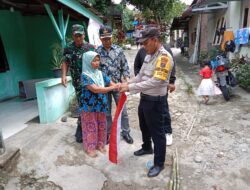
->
xmin=72 ymin=24 xmax=85 ymax=35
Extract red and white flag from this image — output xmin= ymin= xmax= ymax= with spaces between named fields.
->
xmin=109 ymin=92 xmax=127 ymax=164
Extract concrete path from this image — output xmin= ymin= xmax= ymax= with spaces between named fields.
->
xmin=0 ymin=98 xmax=38 ymax=139
xmin=1 ymin=46 xmax=171 ymax=190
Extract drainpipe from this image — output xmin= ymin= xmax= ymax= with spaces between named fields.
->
xmin=0 ymin=128 xmax=5 ymax=155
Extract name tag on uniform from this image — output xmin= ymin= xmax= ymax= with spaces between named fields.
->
xmin=153 ymin=54 xmax=171 ymax=80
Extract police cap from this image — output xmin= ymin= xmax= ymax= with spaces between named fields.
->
xmin=137 ymin=27 xmax=160 ymax=43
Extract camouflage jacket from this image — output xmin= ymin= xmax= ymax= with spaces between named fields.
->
xmin=63 ymin=41 xmax=95 ymax=99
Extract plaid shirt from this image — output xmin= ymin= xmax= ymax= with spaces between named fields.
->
xmin=96 ymin=44 xmax=130 ymax=83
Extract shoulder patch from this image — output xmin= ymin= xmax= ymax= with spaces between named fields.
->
xmin=153 ymin=55 xmax=171 ymax=80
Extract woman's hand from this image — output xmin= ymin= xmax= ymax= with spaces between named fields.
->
xmin=119 ymin=83 xmax=129 ymax=92
xmin=112 ymin=83 xmax=121 ymax=91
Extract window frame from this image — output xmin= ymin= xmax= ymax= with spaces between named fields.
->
xmin=212 ymin=16 xmax=226 ymax=46
xmin=241 ymin=1 xmax=250 ymax=28
xmin=0 ymin=35 xmax=9 ymax=73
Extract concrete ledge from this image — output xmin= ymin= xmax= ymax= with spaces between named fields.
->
xmin=35 ymin=78 xmax=63 ymax=87
xmin=35 ymin=76 xmax=75 ymax=124
xmin=0 ymin=147 xmax=20 ymax=172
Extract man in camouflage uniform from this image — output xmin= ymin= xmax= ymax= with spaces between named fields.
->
xmin=61 ymin=24 xmax=95 ymax=143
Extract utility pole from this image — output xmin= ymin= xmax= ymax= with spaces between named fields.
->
xmin=0 ymin=128 xmax=5 ymax=155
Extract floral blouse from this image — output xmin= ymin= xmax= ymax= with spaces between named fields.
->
xmin=80 ymin=73 xmax=110 ymax=113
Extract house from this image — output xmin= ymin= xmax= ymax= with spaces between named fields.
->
xmin=0 ymin=0 xmax=104 ymax=138
xmin=171 ymin=0 xmax=250 ymax=63
xmin=0 ymin=0 xmax=103 ymax=101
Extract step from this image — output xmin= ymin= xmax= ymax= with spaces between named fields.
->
xmin=0 ymin=147 xmax=20 ymax=172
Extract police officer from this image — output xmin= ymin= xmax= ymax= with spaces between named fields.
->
xmin=134 ymin=45 xmax=176 ymax=145
xmin=120 ymin=27 xmax=174 ymax=177
xmin=61 ymin=24 xmax=95 ymax=143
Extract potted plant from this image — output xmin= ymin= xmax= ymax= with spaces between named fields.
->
xmin=51 ymin=42 xmax=64 ymax=78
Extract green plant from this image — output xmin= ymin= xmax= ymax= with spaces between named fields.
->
xmin=198 ymin=51 xmax=209 ymax=66
xmin=51 ymin=42 xmax=64 ymax=69
xmin=112 ymin=28 xmax=119 ymax=44
xmin=230 ymin=54 xmax=250 ymax=91
xmin=236 ymin=61 xmax=250 ymax=91
xmin=208 ymin=46 xmax=220 ymax=60
xmin=127 ymin=0 xmax=186 ymax=25
xmin=179 ymin=74 xmax=194 ymax=95
xmin=125 ymin=37 xmax=135 ymax=45
xmin=199 ymin=51 xmax=209 ymax=61
xmin=122 ymin=7 xmax=135 ymax=31
xmin=186 ymin=83 xmax=193 ymax=95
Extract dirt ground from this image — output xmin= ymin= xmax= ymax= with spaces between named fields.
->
xmin=125 ymin=48 xmax=250 ymax=190
xmin=1 ymin=48 xmax=250 ymax=190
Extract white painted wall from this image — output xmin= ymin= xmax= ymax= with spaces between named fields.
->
xmin=227 ymin=1 xmax=242 ymax=30
xmin=228 ymin=1 xmax=250 ymax=58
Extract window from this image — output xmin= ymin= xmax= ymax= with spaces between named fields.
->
xmin=0 ymin=35 xmax=9 ymax=73
xmin=212 ymin=16 xmax=226 ymax=46
xmin=242 ymin=1 xmax=250 ymax=27
xmin=243 ymin=8 xmax=249 ymax=27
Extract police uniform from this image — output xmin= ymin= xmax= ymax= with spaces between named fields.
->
xmin=128 ymin=45 xmax=174 ymax=167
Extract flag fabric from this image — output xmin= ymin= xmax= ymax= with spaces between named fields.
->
xmin=109 ymin=92 xmax=127 ymax=164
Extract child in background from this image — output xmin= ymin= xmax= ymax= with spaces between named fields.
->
xmin=197 ymin=61 xmax=222 ymax=104
xmin=80 ymin=51 xmax=119 ymax=158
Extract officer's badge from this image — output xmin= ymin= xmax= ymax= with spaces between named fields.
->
xmin=160 ymin=62 xmax=166 ymax=68
xmin=153 ymin=55 xmax=171 ymax=80
xmin=103 ymin=28 xmax=108 ymax=34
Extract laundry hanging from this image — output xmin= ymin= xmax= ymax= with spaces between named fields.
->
xmin=234 ymin=28 xmax=249 ymax=45
xmin=221 ymin=31 xmax=235 ymax=51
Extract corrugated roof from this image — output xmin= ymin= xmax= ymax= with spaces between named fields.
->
xmin=0 ymin=0 xmax=104 ymax=23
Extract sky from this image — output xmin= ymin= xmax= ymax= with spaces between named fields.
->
xmin=112 ymin=0 xmax=193 ymax=9
xmin=180 ymin=0 xmax=193 ymax=5
xmin=112 ymin=0 xmax=193 ymax=7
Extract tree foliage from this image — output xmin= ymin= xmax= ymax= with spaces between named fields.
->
xmin=126 ymin=0 xmax=186 ymax=24
xmin=76 ymin=0 xmax=186 ymax=33
xmin=76 ymin=0 xmax=112 ymax=15
xmin=122 ymin=7 xmax=135 ymax=31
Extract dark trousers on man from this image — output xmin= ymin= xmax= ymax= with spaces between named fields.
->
xmin=138 ymin=94 xmax=166 ymax=167
xmin=75 ymin=117 xmax=82 ymax=140
xmin=74 ymin=89 xmax=83 ymax=142
xmin=106 ymin=91 xmax=130 ymax=136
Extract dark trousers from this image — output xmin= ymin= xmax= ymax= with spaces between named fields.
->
xmin=106 ymin=91 xmax=130 ymax=136
xmin=138 ymin=94 xmax=166 ymax=167
xmin=74 ymin=89 xmax=82 ymax=140
xmin=181 ymin=47 xmax=185 ymax=55
xmin=75 ymin=117 xmax=82 ymax=140
xmin=164 ymin=94 xmax=172 ymax=134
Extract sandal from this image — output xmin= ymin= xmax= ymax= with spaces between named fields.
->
xmin=205 ymin=97 xmax=209 ymax=104
xmin=204 ymin=96 xmax=209 ymax=104
xmin=87 ymin=150 xmax=97 ymax=158
xmin=97 ymin=147 xmax=106 ymax=154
